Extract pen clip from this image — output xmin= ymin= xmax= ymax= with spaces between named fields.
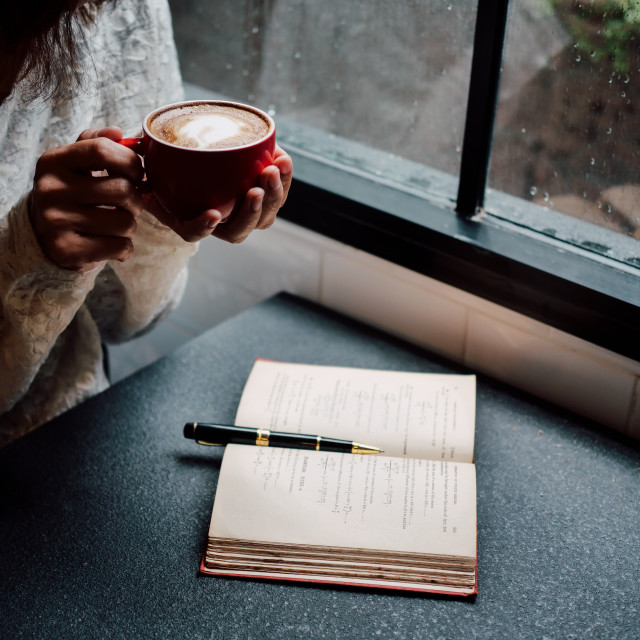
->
xmin=196 ymin=440 xmax=224 ymax=447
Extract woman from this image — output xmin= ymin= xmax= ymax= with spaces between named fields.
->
xmin=0 ymin=0 xmax=293 ymax=445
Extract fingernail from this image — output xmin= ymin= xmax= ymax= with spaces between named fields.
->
xmin=252 ymin=194 xmax=264 ymax=213
xmin=268 ymin=171 xmax=281 ymax=190
xmin=207 ymin=218 xmax=218 ymax=229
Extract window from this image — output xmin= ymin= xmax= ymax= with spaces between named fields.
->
xmin=168 ymin=0 xmax=640 ymax=360
xmin=488 ymin=0 xmax=640 ymax=266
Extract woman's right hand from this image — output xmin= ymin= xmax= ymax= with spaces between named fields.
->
xmin=29 ymin=127 xmax=145 ymax=272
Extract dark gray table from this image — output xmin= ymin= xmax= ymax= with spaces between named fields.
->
xmin=1 ymin=293 xmax=638 ymax=639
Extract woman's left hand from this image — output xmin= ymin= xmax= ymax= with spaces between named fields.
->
xmin=147 ymin=145 xmax=293 ymax=243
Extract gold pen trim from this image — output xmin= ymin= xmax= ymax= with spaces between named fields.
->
xmin=351 ymin=442 xmax=383 ymax=454
xmin=316 ymin=435 xmax=321 ymax=451
xmin=256 ymin=428 xmax=270 ymax=446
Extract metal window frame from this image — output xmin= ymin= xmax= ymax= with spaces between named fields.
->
xmin=279 ymin=0 xmax=640 ymax=361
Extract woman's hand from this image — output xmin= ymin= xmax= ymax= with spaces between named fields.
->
xmin=146 ymin=145 xmax=293 ymax=243
xmin=29 ymin=127 xmax=144 ymax=272
xmin=30 ymin=127 xmax=293 ymax=269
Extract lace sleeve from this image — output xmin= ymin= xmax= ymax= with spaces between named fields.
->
xmin=0 ymin=195 xmax=101 ymax=414
xmin=85 ymin=210 xmax=197 ymax=344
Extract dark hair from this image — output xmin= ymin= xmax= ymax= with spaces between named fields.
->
xmin=0 ymin=1 xmax=113 ymax=105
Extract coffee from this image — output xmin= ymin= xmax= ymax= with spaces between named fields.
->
xmin=148 ymin=102 xmax=270 ymax=150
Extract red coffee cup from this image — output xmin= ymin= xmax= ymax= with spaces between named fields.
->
xmin=119 ymin=100 xmax=276 ymax=220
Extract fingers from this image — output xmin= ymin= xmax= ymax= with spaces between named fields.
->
xmin=31 ymin=198 xmax=139 ymax=271
xmin=40 ymin=135 xmax=144 ymax=183
xmin=141 ymin=193 xmax=230 ymax=243
xmin=257 ymin=167 xmax=282 ymax=229
xmin=76 ymin=126 xmax=124 ymax=143
xmin=41 ymin=230 xmax=136 ymax=272
xmin=212 ymin=189 xmax=263 ymax=244
xmin=29 ymin=129 xmax=146 ymax=271
xmin=274 ymin=145 xmax=293 ymax=205
xmin=40 ymin=204 xmax=138 ymax=238
xmin=258 ymin=147 xmax=292 ymax=228
xmin=35 ymin=170 xmax=144 ymax=216
xmin=212 ymin=148 xmax=293 ymax=244
xmin=178 ymin=209 xmax=225 ymax=243
xmin=139 ymin=146 xmax=293 ymax=246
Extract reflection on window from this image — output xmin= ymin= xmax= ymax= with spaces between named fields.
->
xmin=168 ymin=0 xmax=475 ymax=183
xmin=169 ymin=0 xmax=639 ymax=260
xmin=490 ymin=0 xmax=640 ymax=245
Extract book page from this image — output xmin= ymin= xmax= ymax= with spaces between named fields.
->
xmin=235 ymin=361 xmax=476 ymax=462
xmin=209 ymin=444 xmax=476 ymax=560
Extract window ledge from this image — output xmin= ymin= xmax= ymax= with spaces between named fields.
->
xmin=184 ymin=83 xmax=640 ymax=362
xmin=279 ymin=128 xmax=640 ymax=362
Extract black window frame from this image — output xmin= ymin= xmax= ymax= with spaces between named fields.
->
xmin=278 ymin=0 xmax=640 ymax=361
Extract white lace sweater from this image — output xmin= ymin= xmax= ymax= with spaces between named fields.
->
xmin=0 ymin=0 xmax=197 ymax=446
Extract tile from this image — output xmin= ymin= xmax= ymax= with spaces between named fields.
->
xmin=548 ymin=325 xmax=640 ymax=376
xmin=465 ymin=312 xmax=635 ymax=432
xmin=192 ymin=220 xmax=321 ymax=301
xmin=171 ymin=272 xmax=260 ymax=336
xmin=458 ymin=290 xmax=554 ymax=342
xmin=321 ymin=252 xmax=468 ymax=362
xmin=169 ymin=220 xmax=323 ymax=336
xmin=339 ymin=245 xmax=555 ymax=342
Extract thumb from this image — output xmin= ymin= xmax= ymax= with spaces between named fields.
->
xmin=76 ymin=126 xmax=124 ymax=142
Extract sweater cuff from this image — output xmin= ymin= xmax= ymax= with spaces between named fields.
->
xmin=131 ymin=208 xmax=199 ymax=257
xmin=4 ymin=194 xmax=101 ymax=290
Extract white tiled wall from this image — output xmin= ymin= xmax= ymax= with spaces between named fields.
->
xmin=109 ymin=218 xmax=640 ymax=439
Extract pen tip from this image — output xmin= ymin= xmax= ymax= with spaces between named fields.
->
xmin=352 ymin=443 xmax=384 ymax=454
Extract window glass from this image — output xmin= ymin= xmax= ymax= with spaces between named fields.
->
xmin=488 ymin=0 xmax=640 ymax=264
xmin=168 ymin=0 xmax=477 ymax=203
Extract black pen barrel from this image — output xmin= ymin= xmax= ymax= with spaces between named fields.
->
xmin=184 ymin=422 xmax=355 ymax=452
xmin=186 ymin=423 xmax=262 ymax=446
xmin=268 ymin=432 xmax=352 ymax=452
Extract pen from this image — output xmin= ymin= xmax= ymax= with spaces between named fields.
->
xmin=183 ymin=422 xmax=383 ymax=454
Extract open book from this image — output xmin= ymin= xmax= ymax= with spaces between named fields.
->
xmin=200 ymin=360 xmax=478 ymax=596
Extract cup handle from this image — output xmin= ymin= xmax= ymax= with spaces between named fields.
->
xmin=117 ymin=137 xmax=150 ymax=192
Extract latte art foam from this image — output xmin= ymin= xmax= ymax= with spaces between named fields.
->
xmin=178 ymin=114 xmax=242 ymax=148
xmin=148 ymin=103 xmax=271 ymax=150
